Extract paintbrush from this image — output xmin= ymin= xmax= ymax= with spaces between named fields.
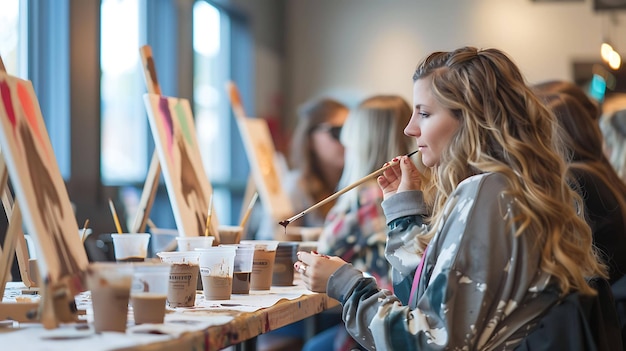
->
xmin=108 ymin=198 xmax=123 ymax=234
xmin=204 ymin=193 xmax=214 ymax=237
xmin=279 ymin=150 xmax=421 ymax=227
xmin=81 ymin=219 xmax=90 ymax=243
xmin=239 ymin=192 xmax=259 ymax=228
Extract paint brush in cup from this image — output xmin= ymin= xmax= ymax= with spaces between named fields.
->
xmin=239 ymin=192 xmax=259 ymax=228
xmin=279 ymin=150 xmax=422 ymax=228
xmin=81 ymin=219 xmax=90 ymax=243
xmin=204 ymin=193 xmax=214 ymax=237
xmin=108 ymin=198 xmax=123 ymax=234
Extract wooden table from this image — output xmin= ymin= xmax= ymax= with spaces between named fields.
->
xmin=0 ymin=280 xmax=339 ymax=351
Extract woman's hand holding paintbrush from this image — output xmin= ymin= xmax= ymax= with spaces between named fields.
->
xmin=279 ymin=150 xmax=422 ymax=227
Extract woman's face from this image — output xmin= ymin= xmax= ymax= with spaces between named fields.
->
xmin=405 ymin=76 xmax=461 ymax=167
xmin=311 ymin=109 xmax=348 ymax=171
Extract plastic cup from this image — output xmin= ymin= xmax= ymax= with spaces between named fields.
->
xmin=85 ymin=262 xmax=133 ymax=333
xmin=176 ymin=236 xmax=215 ymax=251
xmin=222 ymin=244 xmax=255 ymax=294
xmin=130 ymin=262 xmax=170 ymax=324
xmin=174 ymin=237 xmax=213 ymax=291
xmin=196 ymin=246 xmax=237 ymax=300
xmin=240 ymin=240 xmax=279 ymax=290
xmin=157 ymin=251 xmax=201 ymax=307
xmin=218 ymin=225 xmax=243 ymax=244
xmin=272 ymin=242 xmax=299 ymax=286
xmin=111 ymin=233 xmax=151 ymax=262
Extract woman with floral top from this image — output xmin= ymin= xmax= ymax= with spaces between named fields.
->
xmin=295 ymin=46 xmax=608 ymax=350
xmin=304 ymin=95 xmax=415 ymax=351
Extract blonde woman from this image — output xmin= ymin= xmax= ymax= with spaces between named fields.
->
xmin=295 ymin=47 xmax=608 ymax=350
xmin=306 ymin=95 xmax=415 ymax=351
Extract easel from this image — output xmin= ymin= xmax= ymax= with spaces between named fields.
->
xmin=226 ymin=82 xmax=294 ymax=240
xmin=0 ymin=58 xmax=84 ymax=328
xmin=131 ymin=45 xmax=162 ymax=235
xmin=0 ymin=55 xmax=39 ymax=322
xmin=134 ymin=45 xmax=221 ymax=242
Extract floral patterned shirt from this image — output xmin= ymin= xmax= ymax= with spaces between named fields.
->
xmin=318 ymin=181 xmax=393 ymax=291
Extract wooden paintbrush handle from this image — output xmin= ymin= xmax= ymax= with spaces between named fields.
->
xmin=284 ymin=150 xmax=420 ymax=224
xmin=286 ymin=162 xmax=395 ymax=223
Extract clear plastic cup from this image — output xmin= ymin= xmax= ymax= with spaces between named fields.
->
xmin=157 ymin=251 xmax=201 ymax=307
xmin=111 ymin=233 xmax=151 ymax=262
xmin=176 ymin=236 xmax=215 ymax=251
xmin=85 ymin=262 xmax=133 ymax=333
xmin=240 ymin=240 xmax=279 ymax=290
xmin=130 ymin=262 xmax=170 ymax=324
xmin=272 ymin=242 xmax=299 ymax=286
xmin=218 ymin=225 xmax=243 ymax=244
xmin=222 ymin=244 xmax=255 ymax=294
xmin=196 ymin=246 xmax=237 ymax=300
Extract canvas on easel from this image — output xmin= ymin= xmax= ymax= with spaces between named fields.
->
xmin=226 ymin=82 xmax=294 ymax=238
xmin=143 ymin=94 xmax=220 ymax=239
xmin=0 ymin=70 xmax=88 ymax=327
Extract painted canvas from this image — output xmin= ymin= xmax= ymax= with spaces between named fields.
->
xmin=226 ymin=82 xmax=293 ymax=225
xmin=143 ymin=94 xmax=219 ymax=237
xmin=235 ymin=117 xmax=293 ymax=223
xmin=0 ymin=72 xmax=88 ymax=293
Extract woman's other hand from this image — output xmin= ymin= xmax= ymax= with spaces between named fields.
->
xmin=294 ymin=251 xmax=347 ymax=293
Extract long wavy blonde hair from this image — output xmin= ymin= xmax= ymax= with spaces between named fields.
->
xmin=414 ymin=47 xmax=607 ymax=295
xmin=334 ymin=95 xmax=415 ymax=213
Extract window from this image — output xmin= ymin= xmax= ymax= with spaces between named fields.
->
xmin=100 ymin=0 xmax=146 ymax=185
xmin=0 ymin=0 xmax=27 ymax=77
xmin=193 ymin=1 xmax=233 ymax=223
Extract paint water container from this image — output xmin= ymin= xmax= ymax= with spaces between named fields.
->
xmin=272 ymin=242 xmax=299 ymax=286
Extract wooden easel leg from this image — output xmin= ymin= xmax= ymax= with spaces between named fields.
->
xmin=131 ymin=151 xmax=161 ymax=233
xmin=0 ymin=156 xmax=36 ymax=288
xmin=0 ymin=204 xmax=39 ymax=323
xmin=240 ymin=176 xmax=257 ymax=222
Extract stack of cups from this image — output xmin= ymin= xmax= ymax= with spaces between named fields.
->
xmin=130 ymin=262 xmax=170 ymax=324
xmin=157 ymin=251 xmax=201 ymax=307
xmin=240 ymin=240 xmax=279 ymax=290
xmin=196 ymin=246 xmax=237 ymax=300
xmin=272 ymin=242 xmax=299 ymax=286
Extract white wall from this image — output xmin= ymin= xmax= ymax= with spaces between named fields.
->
xmin=284 ymin=0 xmax=626 ymax=128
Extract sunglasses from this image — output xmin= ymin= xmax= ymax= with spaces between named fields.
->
xmin=314 ymin=124 xmax=342 ymax=141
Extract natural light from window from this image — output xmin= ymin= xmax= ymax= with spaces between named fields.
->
xmin=0 ymin=0 xmax=26 ymax=77
xmin=193 ymin=0 xmax=232 ymax=222
xmin=100 ymin=0 xmax=146 ymax=184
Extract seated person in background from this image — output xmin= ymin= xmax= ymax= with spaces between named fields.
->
xmin=246 ymin=98 xmax=348 ymax=240
xmin=285 ymin=97 xmax=349 ymax=228
xmin=601 ymin=108 xmax=626 ymax=184
xmin=295 ymin=46 xmax=608 ymax=350
xmin=534 ymin=87 xmax=626 ymax=285
xmin=533 ymin=80 xmax=601 ymax=120
xmin=304 ymin=95 xmax=416 ymax=351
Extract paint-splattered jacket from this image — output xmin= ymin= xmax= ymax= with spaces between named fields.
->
xmin=326 ymin=172 xmax=559 ymax=350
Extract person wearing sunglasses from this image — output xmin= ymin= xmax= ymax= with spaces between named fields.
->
xmin=303 ymin=95 xmax=416 ymax=351
xmin=286 ymin=97 xmax=350 ymax=228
